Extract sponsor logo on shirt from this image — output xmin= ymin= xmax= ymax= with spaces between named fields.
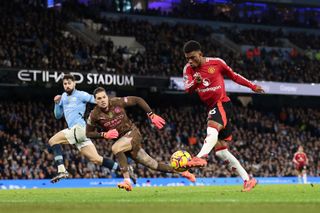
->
xmin=202 ymin=78 xmax=210 ymax=87
xmin=103 ymin=114 xmax=125 ymax=128
xmin=196 ymin=85 xmax=222 ymax=93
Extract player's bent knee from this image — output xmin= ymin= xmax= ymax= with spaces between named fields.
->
xmin=215 ymin=149 xmax=224 ymax=158
xmin=207 ymin=120 xmax=223 ymax=131
xmin=111 ymin=144 xmax=123 ymax=155
xmin=48 ymin=132 xmax=67 ymax=146
xmin=220 ymin=140 xmax=228 ymax=146
xmin=214 ymin=141 xmax=228 ymax=152
xmin=48 ymin=137 xmax=57 ymax=146
xmin=89 ymin=157 xmax=102 ymax=165
xmin=111 ymin=145 xmax=118 ymax=154
xmin=84 ymin=152 xmax=103 ymax=165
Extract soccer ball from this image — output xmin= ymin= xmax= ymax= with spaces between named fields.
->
xmin=170 ymin=150 xmax=192 ymax=172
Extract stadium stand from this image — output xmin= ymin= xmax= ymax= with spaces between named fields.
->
xmin=1 ymin=1 xmax=320 ymax=83
xmin=0 ymin=100 xmax=319 ymax=179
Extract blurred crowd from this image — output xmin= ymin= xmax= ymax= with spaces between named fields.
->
xmin=97 ymin=17 xmax=320 ymax=82
xmin=0 ymin=1 xmax=124 ymax=73
xmin=0 ymin=1 xmax=320 ymax=83
xmin=123 ymin=2 xmax=320 ymax=29
xmin=0 ymin=100 xmax=319 ymax=180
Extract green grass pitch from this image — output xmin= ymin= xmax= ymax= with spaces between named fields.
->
xmin=0 ymin=185 xmax=319 ymax=213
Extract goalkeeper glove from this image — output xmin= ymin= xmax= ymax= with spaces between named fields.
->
xmin=101 ymin=129 xmax=119 ymax=139
xmin=147 ymin=112 xmax=166 ymax=129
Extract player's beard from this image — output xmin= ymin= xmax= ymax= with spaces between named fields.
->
xmin=65 ymin=88 xmax=74 ymax=95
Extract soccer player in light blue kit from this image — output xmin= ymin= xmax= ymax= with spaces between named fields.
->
xmin=49 ymin=74 xmax=121 ymax=183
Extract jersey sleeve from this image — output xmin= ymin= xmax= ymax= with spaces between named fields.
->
xmin=111 ymin=97 xmax=127 ymax=107
xmin=219 ymin=59 xmax=257 ymax=91
xmin=86 ymin=111 xmax=97 ymax=127
xmin=183 ymin=65 xmax=197 ymax=93
xmin=81 ymin=91 xmax=95 ymax=104
xmin=114 ymin=97 xmax=152 ymax=113
xmin=54 ymin=95 xmax=64 ymax=119
xmin=86 ymin=109 xmax=104 ymax=139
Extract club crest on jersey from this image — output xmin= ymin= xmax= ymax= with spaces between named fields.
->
xmin=67 ymin=96 xmax=77 ymax=103
xmin=108 ymin=112 xmax=113 ymax=118
xmin=202 ymin=78 xmax=210 ymax=87
xmin=208 ymin=66 xmax=215 ymax=74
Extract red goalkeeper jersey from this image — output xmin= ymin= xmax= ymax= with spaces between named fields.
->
xmin=183 ymin=57 xmax=257 ymax=108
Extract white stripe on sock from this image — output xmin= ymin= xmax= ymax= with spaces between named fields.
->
xmin=112 ymin=162 xmax=118 ymax=171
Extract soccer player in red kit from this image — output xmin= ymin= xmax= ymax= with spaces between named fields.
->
xmin=182 ymin=40 xmax=265 ymax=192
xmin=293 ymin=146 xmax=309 ymax=184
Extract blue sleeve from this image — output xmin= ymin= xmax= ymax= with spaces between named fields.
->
xmin=81 ymin=91 xmax=95 ymax=104
xmin=54 ymin=101 xmax=64 ymax=119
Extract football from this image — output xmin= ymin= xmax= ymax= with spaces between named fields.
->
xmin=170 ymin=150 xmax=192 ymax=172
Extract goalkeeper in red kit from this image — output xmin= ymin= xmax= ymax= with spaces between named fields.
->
xmin=182 ymin=40 xmax=265 ymax=192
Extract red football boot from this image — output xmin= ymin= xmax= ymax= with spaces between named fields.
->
xmin=180 ymin=171 xmax=196 ymax=183
xmin=242 ymin=177 xmax=257 ymax=192
xmin=185 ymin=157 xmax=207 ymax=168
xmin=117 ymin=180 xmax=133 ymax=191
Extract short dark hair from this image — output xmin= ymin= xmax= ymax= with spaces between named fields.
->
xmin=93 ymin=87 xmax=106 ymax=98
xmin=63 ymin=73 xmax=75 ymax=81
xmin=183 ymin=40 xmax=201 ymax=53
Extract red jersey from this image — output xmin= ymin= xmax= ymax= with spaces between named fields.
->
xmin=183 ymin=57 xmax=257 ymax=108
xmin=293 ymin=152 xmax=308 ymax=166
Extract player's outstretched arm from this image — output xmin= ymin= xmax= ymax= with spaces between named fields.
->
xmin=123 ymin=96 xmax=152 ymax=112
xmin=252 ymin=85 xmax=265 ymax=93
xmin=123 ymin=96 xmax=166 ymax=129
xmin=220 ymin=59 xmax=265 ymax=93
xmin=147 ymin=112 xmax=166 ymax=129
xmin=53 ymin=95 xmax=63 ymax=119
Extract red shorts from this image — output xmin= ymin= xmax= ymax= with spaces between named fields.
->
xmin=295 ymin=164 xmax=307 ymax=172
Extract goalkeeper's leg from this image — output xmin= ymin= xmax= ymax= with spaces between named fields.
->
xmin=131 ymin=148 xmax=196 ymax=182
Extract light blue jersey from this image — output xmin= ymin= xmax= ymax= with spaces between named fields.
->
xmin=54 ymin=89 xmax=95 ymax=128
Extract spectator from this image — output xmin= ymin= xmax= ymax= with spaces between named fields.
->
xmin=246 ymin=48 xmax=254 ymax=62
xmin=253 ymin=46 xmax=261 ymax=64
xmin=0 ymin=100 xmax=319 ymax=179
